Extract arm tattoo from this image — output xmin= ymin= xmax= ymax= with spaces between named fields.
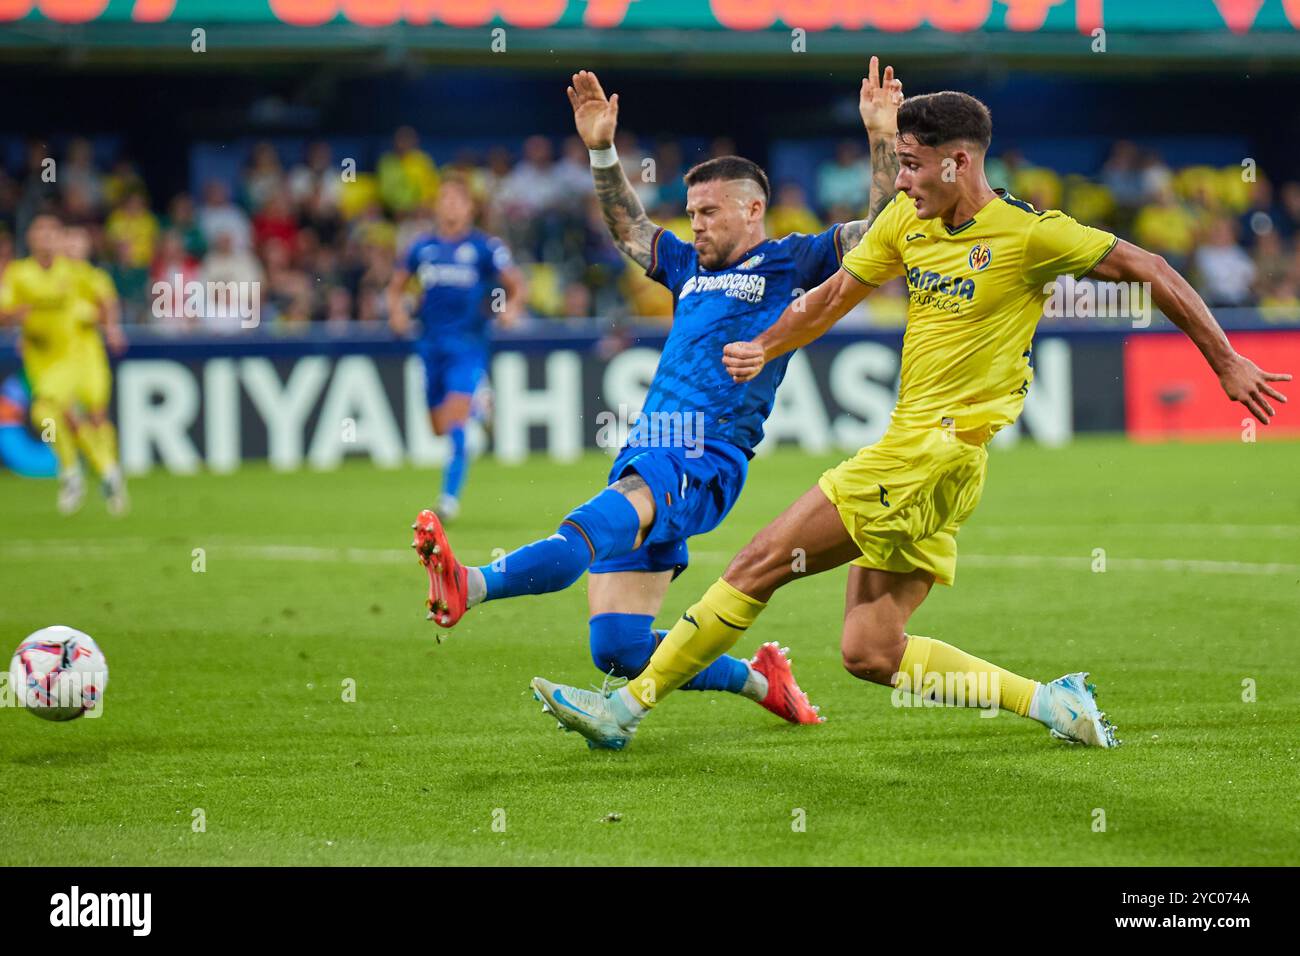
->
xmin=839 ymin=137 xmax=901 ymax=248
xmin=592 ymin=162 xmax=659 ymax=270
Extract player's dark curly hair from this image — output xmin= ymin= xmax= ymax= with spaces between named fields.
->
xmin=897 ymin=92 xmax=992 ymax=150
xmin=683 ymin=155 xmax=771 ymax=204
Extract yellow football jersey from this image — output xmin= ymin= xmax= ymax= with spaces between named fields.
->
xmin=0 ymin=256 xmax=85 ymax=355
xmin=842 ymin=190 xmax=1117 ymax=438
xmin=66 ymin=259 xmax=117 ymax=331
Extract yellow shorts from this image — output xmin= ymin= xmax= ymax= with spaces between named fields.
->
xmin=818 ymin=425 xmax=989 ymax=586
xmin=22 ymin=342 xmax=80 ymax=408
xmin=69 ymin=329 xmax=112 ymax=413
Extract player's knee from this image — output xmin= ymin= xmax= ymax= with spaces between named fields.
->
xmin=564 ymin=488 xmax=642 ymax=564
xmin=841 ymin=623 xmax=906 ymax=684
xmin=588 ymin=613 xmax=655 ymax=678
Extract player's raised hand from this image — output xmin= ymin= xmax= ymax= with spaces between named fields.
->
xmin=723 ymin=341 xmax=766 ymax=384
xmin=1218 ymin=353 xmax=1291 ymax=424
xmin=567 ymin=70 xmax=619 ymax=150
xmin=859 ymin=55 xmax=904 ymax=135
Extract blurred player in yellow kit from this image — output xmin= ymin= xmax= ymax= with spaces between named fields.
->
xmin=0 ymin=214 xmax=128 ymax=514
xmin=62 ymin=223 xmax=129 ymax=515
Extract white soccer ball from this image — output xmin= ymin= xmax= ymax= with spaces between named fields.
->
xmin=8 ymin=626 xmax=109 ymax=721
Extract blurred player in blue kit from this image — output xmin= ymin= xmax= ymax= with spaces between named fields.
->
xmin=389 ymin=177 xmax=527 ymax=521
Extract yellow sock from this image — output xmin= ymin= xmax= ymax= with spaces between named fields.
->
xmin=895 ymin=634 xmax=1038 ymax=717
xmin=76 ymin=422 xmax=110 ymax=477
xmin=87 ymin=420 xmax=119 ymax=477
xmin=629 ymin=578 xmax=767 ymax=708
xmin=32 ymin=399 xmax=78 ymax=471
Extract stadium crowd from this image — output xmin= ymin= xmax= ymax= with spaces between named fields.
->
xmin=2 ymin=127 xmax=1298 ymax=333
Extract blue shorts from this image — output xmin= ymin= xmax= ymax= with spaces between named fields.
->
xmin=419 ymin=343 xmax=486 ymax=409
xmin=590 ymin=442 xmax=750 ymax=578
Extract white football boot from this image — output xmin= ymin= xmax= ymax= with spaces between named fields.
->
xmin=531 ymin=676 xmax=638 ymax=751
xmin=1040 ymin=672 xmax=1120 ymax=748
xmin=57 ymin=466 xmax=85 ymax=516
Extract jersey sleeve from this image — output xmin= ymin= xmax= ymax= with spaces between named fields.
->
xmin=91 ymin=267 xmax=118 ymax=305
xmin=1023 ymin=210 xmax=1118 ymax=288
xmin=645 ymin=227 xmax=696 ymax=292
xmin=788 ymin=224 xmax=847 ymax=289
xmin=484 ymin=236 xmax=513 ymax=283
xmin=402 ymin=239 xmax=422 ymax=274
xmin=840 ymin=193 xmax=906 ymax=286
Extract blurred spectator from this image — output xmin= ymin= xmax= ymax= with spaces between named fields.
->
xmin=816 ymin=140 xmax=870 ymax=212
xmin=377 ymin=126 xmax=439 ymax=215
xmin=201 ymin=230 xmax=265 ymax=333
xmin=1251 ymin=229 xmax=1288 ymax=285
xmin=496 ymin=135 xmax=567 ymax=260
xmin=353 ymin=239 xmax=394 ymax=325
xmin=768 ymin=183 xmax=821 ymax=238
xmin=1133 ymin=183 xmax=1199 ymax=271
xmin=16 ymin=140 xmax=59 ymax=245
xmin=555 ymin=136 xmax=595 ymax=207
xmin=198 ymin=180 xmax=253 ymax=252
xmin=242 ymin=142 xmax=285 ymax=212
xmin=653 ymin=141 xmax=688 ymax=213
xmin=253 ymin=190 xmax=300 ymax=251
xmin=61 ymin=138 xmax=104 ymax=214
xmin=1277 ymin=182 xmax=1300 ymax=239
xmin=102 ymin=156 xmax=146 ymax=209
xmin=1101 ymin=140 xmax=1148 ymax=211
xmin=1260 ymin=278 xmax=1300 ymax=324
xmin=324 ymin=286 xmax=354 ymax=332
xmin=104 ymin=190 xmax=159 ymax=269
xmin=615 ymin=131 xmax=658 ymax=213
xmin=1138 ymin=149 xmax=1174 ymax=201
xmin=108 ymin=236 xmax=150 ymax=321
xmin=1192 ymin=218 xmax=1256 ymax=308
xmin=163 ymin=192 xmax=207 ymax=259
xmin=151 ymin=231 xmax=201 ymax=289
xmin=1239 ymin=177 xmax=1283 ymax=245
xmin=61 ymin=182 xmax=100 ymax=228
xmin=708 ymin=137 xmax=736 ymax=160
xmin=149 ymin=231 xmax=202 ymax=333
xmin=0 ymin=229 xmax=14 ymax=276
xmin=262 ymin=237 xmax=312 ymax=326
xmin=288 ymin=140 xmax=343 ymax=238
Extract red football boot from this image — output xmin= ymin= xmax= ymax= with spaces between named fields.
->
xmin=411 ymin=509 xmax=469 ymax=633
xmin=750 ymin=642 xmax=824 ymax=725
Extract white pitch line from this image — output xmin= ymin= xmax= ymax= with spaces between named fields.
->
xmin=967 ymin=523 xmax=1300 ymax=539
xmin=2 ymin=540 xmax=1298 ymax=576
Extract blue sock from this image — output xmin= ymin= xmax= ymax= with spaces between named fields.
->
xmin=442 ymin=426 xmax=467 ymax=500
xmin=588 ymin=614 xmax=749 ymax=694
xmin=478 ymin=487 xmax=640 ymax=602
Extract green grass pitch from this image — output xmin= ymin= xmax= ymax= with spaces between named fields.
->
xmin=2 ymin=436 xmax=1297 ymax=866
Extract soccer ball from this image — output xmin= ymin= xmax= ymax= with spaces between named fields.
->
xmin=8 ymin=626 xmax=109 ymax=721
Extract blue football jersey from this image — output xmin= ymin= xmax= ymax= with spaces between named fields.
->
xmin=404 ymin=229 xmax=512 ymax=347
xmin=639 ymin=224 xmax=847 ymax=455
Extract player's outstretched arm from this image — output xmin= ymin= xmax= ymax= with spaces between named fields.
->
xmin=1089 ymin=239 xmax=1291 ymax=423
xmin=723 ymin=269 xmax=873 ymax=383
xmin=386 ymin=268 xmax=413 ymax=336
xmin=567 ymin=70 xmax=658 ymax=269
xmin=97 ymin=289 xmax=126 ymax=354
xmin=840 ymin=56 xmax=904 ymax=248
xmin=496 ymin=264 xmax=528 ymax=329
